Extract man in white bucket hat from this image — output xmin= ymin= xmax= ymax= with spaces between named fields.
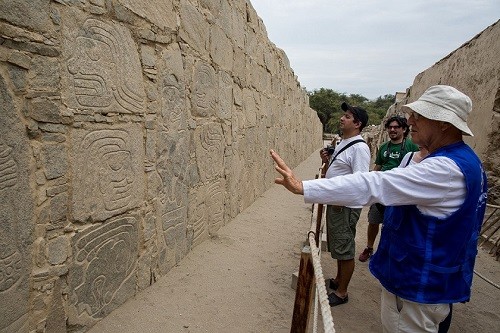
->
xmin=270 ymin=85 xmax=487 ymax=332
xmin=402 ymin=85 xmax=474 ymax=136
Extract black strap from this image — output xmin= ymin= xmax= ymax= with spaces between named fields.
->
xmin=329 ymin=139 xmax=365 ymax=167
xmin=404 ymin=151 xmax=415 ymax=167
xmin=383 ymin=138 xmax=407 ymax=164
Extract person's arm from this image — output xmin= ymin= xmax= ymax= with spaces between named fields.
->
xmin=271 ymin=149 xmax=466 ymax=218
xmin=302 ymin=158 xmax=465 ymax=216
xmin=373 ymin=164 xmax=382 ymax=171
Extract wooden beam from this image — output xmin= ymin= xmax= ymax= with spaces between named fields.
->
xmin=290 ymin=246 xmax=315 ymax=333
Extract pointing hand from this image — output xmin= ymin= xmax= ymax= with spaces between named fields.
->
xmin=270 ymin=149 xmax=304 ymax=195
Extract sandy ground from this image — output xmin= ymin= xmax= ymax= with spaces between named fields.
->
xmin=88 ymin=149 xmax=500 ymax=333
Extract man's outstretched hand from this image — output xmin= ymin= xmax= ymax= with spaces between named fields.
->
xmin=270 ymin=149 xmax=304 ymax=195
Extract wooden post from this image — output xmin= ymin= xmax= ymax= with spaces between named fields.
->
xmin=290 ymin=246 xmax=315 ymax=333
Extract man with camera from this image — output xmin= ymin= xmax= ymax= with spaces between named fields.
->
xmin=358 ymin=115 xmax=419 ymax=262
xmin=319 ymin=102 xmax=370 ymax=306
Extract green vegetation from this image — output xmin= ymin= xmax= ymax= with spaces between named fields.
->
xmin=308 ymin=88 xmax=395 ymax=134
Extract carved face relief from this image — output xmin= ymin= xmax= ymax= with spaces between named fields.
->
xmin=66 ymin=19 xmax=145 ymax=114
xmin=192 ymin=62 xmax=216 ymax=117
xmin=161 ymin=74 xmax=185 ymax=132
xmin=71 ymin=217 xmax=137 ymax=318
xmin=67 ymin=35 xmax=115 ymax=108
xmin=195 ymin=122 xmax=224 ymax=181
xmin=71 ymin=126 xmax=144 ymax=222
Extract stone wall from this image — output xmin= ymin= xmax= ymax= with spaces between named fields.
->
xmin=391 ymin=20 xmax=500 ymax=203
xmin=0 ymin=1 xmax=323 ymax=332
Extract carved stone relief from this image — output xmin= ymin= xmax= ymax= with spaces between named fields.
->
xmin=188 ymin=188 xmax=208 ymax=247
xmin=0 ymin=1 xmax=324 ymax=331
xmin=68 ymin=216 xmax=138 ymax=320
xmin=71 ymin=125 xmax=144 ymax=222
xmin=0 ymin=74 xmax=33 ymax=333
xmin=191 ymin=61 xmax=216 ymax=118
xmin=206 ymin=178 xmax=226 ymax=235
xmin=63 ymin=18 xmax=145 ymax=114
xmin=218 ymin=70 xmax=233 ymax=120
xmin=195 ymin=122 xmax=225 ymax=182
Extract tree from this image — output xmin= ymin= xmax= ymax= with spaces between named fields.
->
xmin=308 ymin=89 xmax=395 ymax=134
xmin=308 ymin=88 xmax=347 ymax=133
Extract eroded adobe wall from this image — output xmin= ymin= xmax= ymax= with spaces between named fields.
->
xmin=394 ymin=20 xmax=500 ymax=203
xmin=0 ymin=0 xmax=322 ymax=331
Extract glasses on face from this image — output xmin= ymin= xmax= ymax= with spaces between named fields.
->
xmin=387 ymin=125 xmax=401 ymax=130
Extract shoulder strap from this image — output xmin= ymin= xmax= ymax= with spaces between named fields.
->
xmin=404 ymin=151 xmax=415 ymax=167
xmin=329 ymin=139 xmax=365 ymax=166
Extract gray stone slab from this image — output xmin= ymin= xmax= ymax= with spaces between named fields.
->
xmin=62 ymin=17 xmax=145 ymax=115
xmin=70 ymin=124 xmax=144 ymax=222
xmin=68 ymin=216 xmax=138 ymax=325
xmin=0 ymin=72 xmax=34 ymax=333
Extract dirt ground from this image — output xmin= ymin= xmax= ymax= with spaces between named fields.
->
xmin=88 ymin=149 xmax=500 ymax=333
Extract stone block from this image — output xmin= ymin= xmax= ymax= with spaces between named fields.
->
xmin=0 ymin=0 xmax=55 ymax=34
xmin=70 ymin=124 xmax=145 ymax=222
xmin=210 ymin=24 xmax=234 ymax=72
xmin=68 ymin=216 xmax=138 ymax=323
xmin=47 ymin=236 xmax=68 ymax=265
xmin=61 ymin=17 xmax=145 ymax=115
xmin=195 ymin=122 xmax=225 ymax=181
xmin=29 ymin=97 xmax=61 ymax=123
xmin=0 ymin=73 xmax=34 ymax=333
xmin=191 ymin=60 xmax=216 ymax=118
xmin=179 ymin=1 xmax=209 ymax=56
xmin=42 ymin=143 xmax=67 ymax=180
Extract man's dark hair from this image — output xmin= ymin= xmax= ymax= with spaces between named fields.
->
xmin=341 ymin=102 xmax=369 ymax=131
xmin=385 ymin=115 xmax=409 ymax=137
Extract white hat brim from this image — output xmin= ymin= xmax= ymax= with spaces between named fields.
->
xmin=403 ymin=100 xmax=473 ymax=136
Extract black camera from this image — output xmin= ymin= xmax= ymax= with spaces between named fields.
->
xmin=323 ymin=145 xmax=335 ymax=155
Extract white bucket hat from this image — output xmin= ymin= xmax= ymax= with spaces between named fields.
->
xmin=402 ymin=85 xmax=473 ymax=136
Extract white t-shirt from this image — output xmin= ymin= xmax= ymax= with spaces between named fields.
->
xmin=324 ymin=135 xmax=370 ymax=208
xmin=304 ymin=156 xmax=466 ymax=218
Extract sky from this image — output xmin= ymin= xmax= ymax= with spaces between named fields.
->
xmin=249 ymin=0 xmax=500 ymax=100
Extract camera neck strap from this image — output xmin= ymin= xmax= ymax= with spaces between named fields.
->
xmin=384 ymin=138 xmax=407 ymax=164
xmin=329 ymin=139 xmax=365 ymax=166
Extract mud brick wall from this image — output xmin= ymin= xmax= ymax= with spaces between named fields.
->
xmin=392 ymin=20 xmax=500 ymax=203
xmin=0 ymin=1 xmax=323 ymax=331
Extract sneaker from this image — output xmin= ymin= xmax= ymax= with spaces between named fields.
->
xmin=358 ymin=247 xmax=373 ymax=262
